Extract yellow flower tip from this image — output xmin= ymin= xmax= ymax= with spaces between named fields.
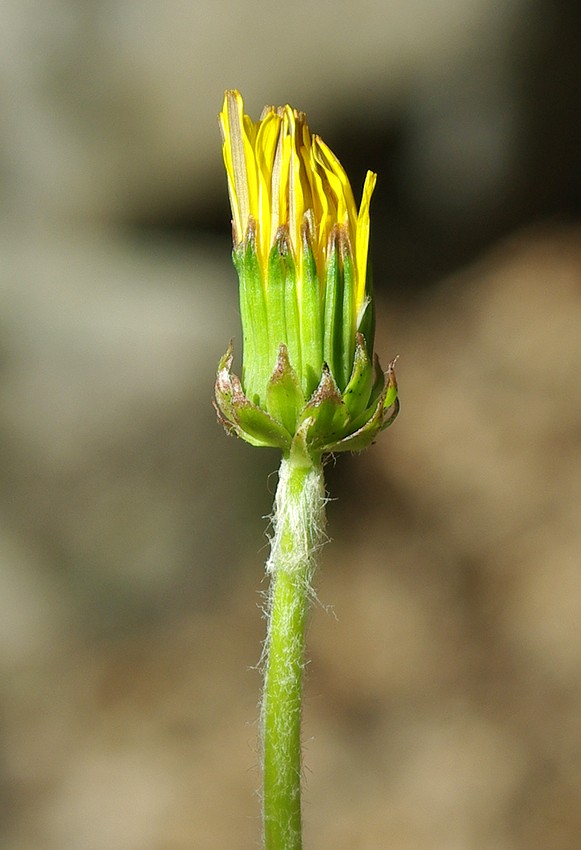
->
xmin=219 ymin=88 xmax=376 ymax=286
xmin=219 ymin=90 xmax=251 ymax=246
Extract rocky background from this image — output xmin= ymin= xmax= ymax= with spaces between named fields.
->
xmin=1 ymin=1 xmax=580 ymax=848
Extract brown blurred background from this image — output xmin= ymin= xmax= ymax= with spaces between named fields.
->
xmin=1 ymin=1 xmax=580 ymax=848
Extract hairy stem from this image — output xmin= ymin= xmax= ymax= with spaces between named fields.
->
xmin=262 ymin=456 xmax=326 ymax=850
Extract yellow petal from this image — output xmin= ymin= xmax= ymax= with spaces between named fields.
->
xmin=355 ymin=170 xmax=377 ymax=310
xmin=219 ymin=91 xmax=257 ymax=244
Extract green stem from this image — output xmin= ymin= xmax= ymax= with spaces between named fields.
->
xmin=262 ymin=456 xmax=326 ymax=850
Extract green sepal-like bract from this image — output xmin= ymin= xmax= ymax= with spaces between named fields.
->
xmin=324 ymin=359 xmax=399 ymax=453
xmin=214 ymin=336 xmax=398 ymax=460
xmin=265 ymin=344 xmax=306 ymax=437
xmin=214 ymin=344 xmax=291 ymax=451
xmin=341 ymin=333 xmax=374 ymax=420
xmin=234 ymin=219 xmax=270 ymax=407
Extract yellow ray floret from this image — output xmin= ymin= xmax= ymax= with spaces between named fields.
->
xmin=219 ymin=90 xmax=376 ymax=314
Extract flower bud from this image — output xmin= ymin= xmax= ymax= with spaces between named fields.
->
xmin=215 ymin=90 xmax=398 ymax=461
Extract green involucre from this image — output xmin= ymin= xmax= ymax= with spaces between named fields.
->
xmin=217 ymin=221 xmax=399 ymax=460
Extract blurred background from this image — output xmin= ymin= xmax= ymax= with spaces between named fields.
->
xmin=1 ymin=1 xmax=580 ymax=848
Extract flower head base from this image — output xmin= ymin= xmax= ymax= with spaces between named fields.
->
xmin=215 ymin=90 xmax=398 ymax=461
